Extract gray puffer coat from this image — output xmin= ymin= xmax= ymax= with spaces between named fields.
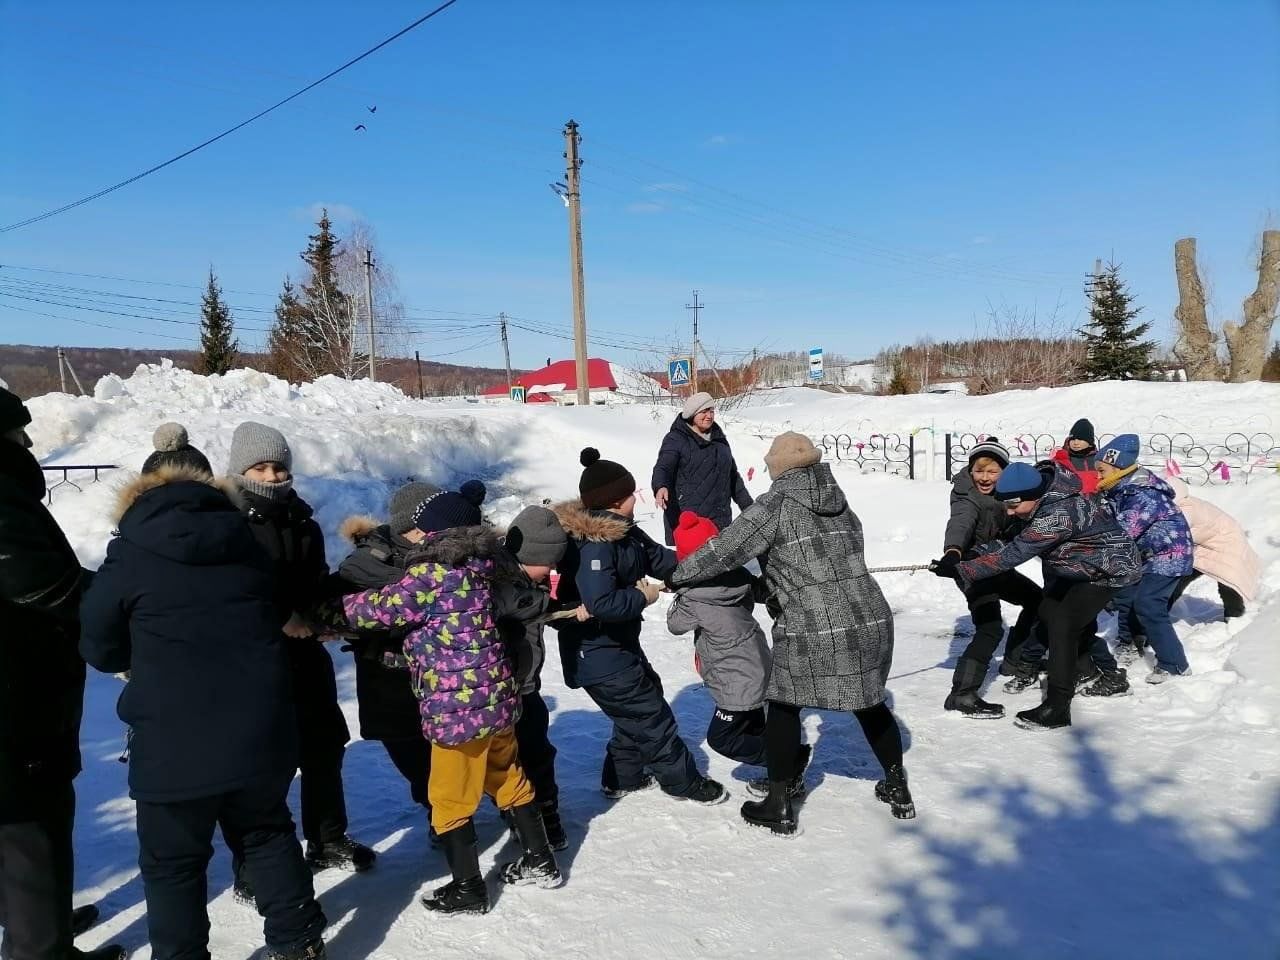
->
xmin=943 ymin=467 xmax=1009 ymax=554
xmin=671 ymin=462 xmax=893 ymax=712
xmin=667 ymin=567 xmax=771 ymax=712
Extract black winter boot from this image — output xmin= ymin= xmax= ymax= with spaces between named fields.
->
xmin=874 ymin=765 xmax=916 ymax=820
xmin=264 ymin=940 xmax=326 ymax=960
xmin=232 ymin=859 xmax=255 ymax=907
xmin=500 ymin=803 xmax=564 ymax=888
xmin=1002 ymin=658 xmax=1041 ymax=694
xmin=71 ymin=946 xmax=127 ymax=960
xmin=1081 ymin=667 xmax=1130 ymax=698
xmin=685 ymin=776 xmax=728 ymax=805
xmin=740 ymin=781 xmax=797 ymax=836
xmin=540 ymin=801 xmax=568 ymax=852
xmin=945 ymin=658 xmax=1004 ymax=718
xmin=747 ymin=743 xmax=812 ymax=798
xmin=602 ymin=773 xmax=656 ymax=800
xmin=305 ymin=835 xmax=376 ymax=873
xmin=422 ymin=821 xmax=489 ymax=915
xmin=1014 ymin=699 xmax=1072 ymax=731
xmin=71 ymin=905 xmax=100 ymax=938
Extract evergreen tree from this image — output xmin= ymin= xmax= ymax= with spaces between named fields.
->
xmin=196 ymin=268 xmax=238 ymax=375
xmin=887 ymin=355 xmax=914 ymax=395
xmin=267 ymin=278 xmax=308 ymax=382
xmin=1262 ymin=341 xmax=1280 ymax=382
xmin=1076 ymin=263 xmax=1156 ymax=381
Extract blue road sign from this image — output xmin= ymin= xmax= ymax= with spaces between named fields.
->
xmin=809 ymin=347 xmax=824 ymax=382
xmin=509 ymin=385 xmax=527 ymax=403
xmin=668 ymin=357 xmax=693 ymax=387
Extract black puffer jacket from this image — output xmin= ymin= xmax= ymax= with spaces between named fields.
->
xmin=651 ymin=415 xmax=752 ymax=543
xmin=0 ymin=441 xmax=87 ymax=823
xmin=79 ymin=467 xmax=297 ymax=803
xmin=942 ymin=467 xmax=1010 ymax=554
xmin=332 ymin=516 xmax=419 ymax=741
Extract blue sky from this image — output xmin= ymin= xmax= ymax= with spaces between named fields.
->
xmin=1 ymin=0 xmax=1277 ymax=371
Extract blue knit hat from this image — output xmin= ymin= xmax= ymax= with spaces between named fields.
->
xmin=1097 ymin=434 xmax=1140 ymax=470
xmin=993 ymin=462 xmax=1051 ymax=503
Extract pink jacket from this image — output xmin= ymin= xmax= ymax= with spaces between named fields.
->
xmin=1167 ymin=477 xmax=1261 ymax=601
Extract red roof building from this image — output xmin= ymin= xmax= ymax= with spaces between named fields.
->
xmin=482 ymin=358 xmax=618 ymax=398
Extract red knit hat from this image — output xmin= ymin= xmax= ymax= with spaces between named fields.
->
xmin=673 ymin=511 xmax=719 ymax=562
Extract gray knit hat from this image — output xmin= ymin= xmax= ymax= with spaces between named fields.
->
xmin=388 ymin=480 xmax=441 ymax=536
xmin=227 ymin=421 xmax=292 ymax=477
xmin=967 ymin=437 xmax=1010 ymax=469
xmin=506 ymin=506 xmax=568 ymax=566
xmin=682 ymin=391 xmax=715 ymax=420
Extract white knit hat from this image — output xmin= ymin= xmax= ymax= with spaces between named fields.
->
xmin=682 ymin=391 xmax=715 ymax=420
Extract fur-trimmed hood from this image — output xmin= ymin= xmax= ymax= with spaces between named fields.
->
xmin=405 ymin=524 xmax=504 ymax=567
xmin=553 ymin=499 xmax=631 ymax=543
xmin=339 ymin=514 xmax=382 ymax=544
xmin=113 ymin=465 xmax=259 ymax=567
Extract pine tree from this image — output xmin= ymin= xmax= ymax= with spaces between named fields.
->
xmin=195 ymin=268 xmax=238 ymax=375
xmin=887 ymin=355 xmax=914 ymax=395
xmin=1076 ymin=263 xmax=1156 ymax=381
xmin=267 ymin=278 xmax=308 ymax=382
xmin=1262 ymin=342 xmax=1280 ymax=382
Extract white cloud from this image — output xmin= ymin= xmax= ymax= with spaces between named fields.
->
xmin=626 ymin=201 xmax=666 ymax=214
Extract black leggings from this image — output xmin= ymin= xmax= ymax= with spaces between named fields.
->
xmin=764 ymin=700 xmax=903 ymax=782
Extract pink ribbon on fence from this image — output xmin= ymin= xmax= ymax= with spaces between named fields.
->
xmin=1164 ymin=458 xmax=1182 ymax=478
xmin=747 ymin=466 xmax=755 ymax=481
xmin=1212 ymin=461 xmax=1230 ymax=481
xmin=1014 ymin=436 xmax=1030 ymax=455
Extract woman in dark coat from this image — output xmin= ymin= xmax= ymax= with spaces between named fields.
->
xmin=651 ymin=392 xmax=753 ymax=543
xmin=671 ymin=431 xmax=914 ymax=835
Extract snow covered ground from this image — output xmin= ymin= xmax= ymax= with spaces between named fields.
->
xmin=21 ymin=365 xmax=1280 ymax=960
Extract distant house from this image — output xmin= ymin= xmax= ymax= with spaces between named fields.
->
xmin=481 ymin=358 xmax=620 ymax=404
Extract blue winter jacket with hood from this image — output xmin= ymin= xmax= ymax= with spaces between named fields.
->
xmin=1101 ymin=467 xmax=1193 ymax=577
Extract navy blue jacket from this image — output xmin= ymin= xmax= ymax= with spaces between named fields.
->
xmin=552 ymin=502 xmax=677 ymax=687
xmin=651 ymin=416 xmax=752 ymax=543
xmin=79 ymin=468 xmax=298 ymax=803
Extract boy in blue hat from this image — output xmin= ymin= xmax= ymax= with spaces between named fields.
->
xmin=931 ymin=459 xmax=1141 ymax=730
xmin=1092 ymin=434 xmax=1193 ymax=683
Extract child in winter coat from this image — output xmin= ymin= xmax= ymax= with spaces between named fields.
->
xmin=935 ymin=460 xmax=1142 ymax=730
xmin=666 ymin=511 xmax=771 ymax=769
xmin=332 ymin=481 xmax=441 ymax=819
xmin=225 ymin=422 xmax=372 ymax=902
xmin=554 ymin=448 xmax=725 ymax=805
xmin=1165 ymin=476 xmax=1259 ymax=619
xmin=1051 ymin=418 xmax=1101 ymax=495
xmin=327 ymin=486 xmax=561 ymax=916
xmin=940 ymin=438 xmax=1048 ymax=713
xmin=1092 ymin=435 xmax=1194 ymax=684
xmin=493 ymin=505 xmax=572 ymax=850
xmin=80 ymin=452 xmax=325 ymax=960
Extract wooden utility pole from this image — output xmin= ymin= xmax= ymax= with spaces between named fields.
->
xmin=685 ymin=290 xmax=702 ymax=394
xmin=363 ymin=248 xmax=377 ymax=381
xmin=56 ymin=347 xmax=67 ymax=393
xmin=499 ymin=312 xmax=514 ymax=392
xmin=564 ymin=120 xmax=590 ymax=406
xmin=415 ymin=350 xmax=424 ymax=399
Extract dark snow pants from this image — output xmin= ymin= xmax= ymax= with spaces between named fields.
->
xmin=764 ymin=700 xmax=903 ymax=781
xmin=381 ymin=737 xmax=431 ymax=809
xmin=584 ymin=656 xmax=700 ymax=797
xmin=707 ymin=706 xmax=767 ymax=766
xmin=290 ymin=643 xmax=351 ymax=845
xmin=136 ymin=773 xmax=325 ymax=960
xmin=1168 ymin=571 xmax=1245 ymax=619
xmin=953 ymin=570 xmax=1047 ymax=693
xmin=0 ymin=784 xmax=74 ymax=960
xmin=515 ymin=691 xmax=560 ymax=809
xmin=1042 ymin=580 xmax=1115 ymax=705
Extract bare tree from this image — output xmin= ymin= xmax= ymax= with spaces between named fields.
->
xmin=1224 ymin=230 xmax=1280 ymax=382
xmin=1171 ymin=237 xmax=1224 ymax=380
xmin=335 ymin=221 xmax=412 ymax=366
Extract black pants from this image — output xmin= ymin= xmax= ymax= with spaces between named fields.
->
xmin=289 ymin=643 xmax=351 ymax=845
xmin=1041 ymin=579 xmax=1115 ymax=705
xmin=707 ymin=706 xmax=767 ymax=766
xmin=1168 ymin=571 xmax=1246 ymax=618
xmin=381 ymin=737 xmax=431 ymax=809
xmin=136 ymin=774 xmax=325 ymax=960
xmin=764 ymin=700 xmax=903 ymax=782
xmin=954 ymin=571 xmax=1046 ymax=693
xmin=584 ymin=656 xmax=700 ymax=797
xmin=514 ymin=691 xmax=560 ymax=808
xmin=0 ymin=784 xmax=74 ymax=960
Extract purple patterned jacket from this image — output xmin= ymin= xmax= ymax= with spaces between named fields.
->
xmin=1102 ymin=467 xmax=1194 ymax=578
xmin=334 ymin=526 xmax=518 ymax=746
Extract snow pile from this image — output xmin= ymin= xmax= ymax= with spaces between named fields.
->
xmin=22 ymin=365 xmax=1280 ymax=959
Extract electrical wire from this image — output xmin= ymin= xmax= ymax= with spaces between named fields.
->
xmin=0 ymin=1 xmax=463 ymax=233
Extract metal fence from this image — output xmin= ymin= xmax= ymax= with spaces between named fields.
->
xmin=42 ymin=464 xmax=118 ymax=503
xmin=816 ymin=433 xmax=917 ymax=479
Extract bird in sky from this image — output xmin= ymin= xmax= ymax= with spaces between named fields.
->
xmin=354 ymin=124 xmax=367 ymax=132
xmin=368 ymin=105 xmax=377 ymax=113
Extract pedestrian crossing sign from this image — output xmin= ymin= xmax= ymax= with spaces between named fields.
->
xmin=509 ymin=385 xmax=526 ymax=403
xmin=669 ymin=357 xmax=693 ymax=387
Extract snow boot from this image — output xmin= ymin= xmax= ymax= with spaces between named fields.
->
xmin=1075 ymin=657 xmax=1101 ymax=691
xmin=421 ymin=820 xmax=489 ymax=915
xmin=602 ymin=773 xmax=656 ymax=800
xmin=540 ymin=801 xmax=568 ymax=852
xmin=71 ymin=905 xmax=100 ymax=938
xmin=747 ymin=743 xmax=812 ymax=798
xmin=232 ymin=860 xmax=255 ymax=907
xmin=874 ymin=765 xmax=916 ymax=820
xmin=740 ymin=781 xmax=798 ymax=836
xmin=71 ymin=946 xmax=127 ymax=960
xmin=1146 ymin=666 xmax=1187 ymax=685
xmin=685 ymin=776 xmax=728 ymax=805
xmin=1081 ymin=667 xmax=1130 ymax=698
xmin=945 ymin=658 xmax=1005 ymax=717
xmin=1014 ymin=700 xmax=1071 ymax=731
xmin=1113 ymin=642 xmax=1140 ymax=667
xmin=305 ymin=835 xmax=376 ymax=873
xmin=499 ymin=803 xmax=564 ymax=888
xmin=1002 ymin=659 xmax=1041 ymax=694
xmin=264 ymin=940 xmax=326 ymax=960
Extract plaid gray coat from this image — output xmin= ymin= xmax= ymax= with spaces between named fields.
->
xmin=671 ymin=462 xmax=893 ymax=712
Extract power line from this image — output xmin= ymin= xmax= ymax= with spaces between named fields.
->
xmin=0 ymin=1 xmax=463 ymax=233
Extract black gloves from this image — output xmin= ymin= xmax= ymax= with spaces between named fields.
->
xmin=930 ymin=554 xmax=961 ymax=580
